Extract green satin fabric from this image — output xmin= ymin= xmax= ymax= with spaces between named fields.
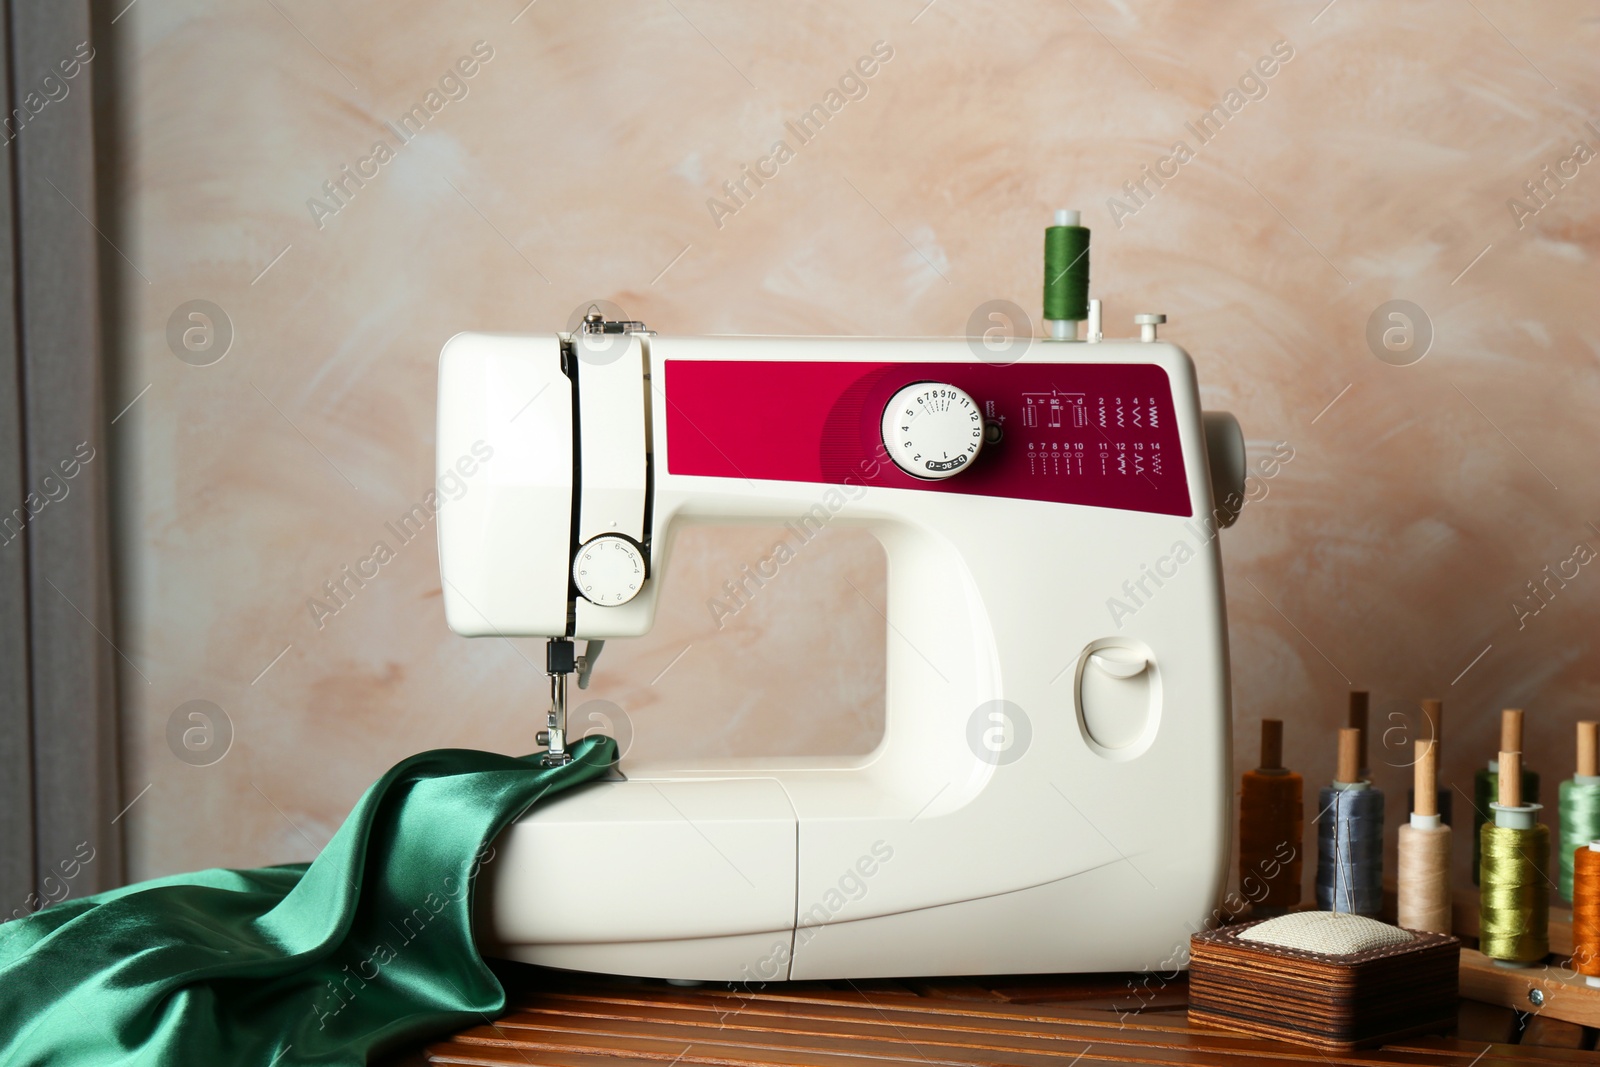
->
xmin=0 ymin=735 xmax=616 ymax=1066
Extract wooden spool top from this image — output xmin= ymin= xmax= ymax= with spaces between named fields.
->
xmin=1498 ymin=750 xmax=1523 ymax=807
xmin=1259 ymin=719 xmax=1283 ymax=771
xmin=1336 ymin=727 xmax=1362 ymax=785
xmin=1414 ymin=739 xmax=1437 ymax=817
xmin=1500 ymin=708 xmax=1524 ymax=755
xmin=1420 ymin=698 xmax=1442 ymax=749
xmin=1579 ymin=720 xmax=1598 ymax=778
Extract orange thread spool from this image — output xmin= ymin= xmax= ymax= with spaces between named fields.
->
xmin=1575 ymin=843 xmax=1600 ymax=981
xmin=1239 ymin=719 xmax=1304 ymax=910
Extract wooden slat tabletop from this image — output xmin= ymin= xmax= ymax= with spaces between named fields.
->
xmin=386 ymin=965 xmax=1598 ymax=1066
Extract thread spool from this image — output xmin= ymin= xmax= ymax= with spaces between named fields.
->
xmin=1574 ymin=840 xmax=1600 ymax=986
xmin=1478 ymin=750 xmax=1550 ymax=964
xmin=1405 ymin=698 xmax=1452 ymax=825
xmin=1397 ymin=738 xmax=1451 ymax=932
xmin=1472 ymin=709 xmax=1541 ymax=885
xmin=1317 ymin=727 xmax=1384 ymax=916
xmin=1558 ymin=721 xmax=1600 ymax=903
xmin=1043 ymin=212 xmax=1090 ymax=330
xmin=1239 ymin=719 xmax=1304 ymax=913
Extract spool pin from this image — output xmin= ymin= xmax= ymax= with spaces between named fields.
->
xmin=1261 ymin=719 xmax=1283 ymax=772
xmin=1337 ymin=727 xmax=1362 ymax=787
xmin=1415 ymin=739 xmax=1438 ymax=820
xmin=1348 ymin=692 xmax=1370 ymax=778
xmin=1501 ymin=710 xmax=1524 ymax=763
xmin=1422 ymin=698 xmax=1443 ymax=750
xmin=1500 ymin=750 xmax=1523 ymax=811
xmin=1409 ymin=698 xmax=1451 ymax=826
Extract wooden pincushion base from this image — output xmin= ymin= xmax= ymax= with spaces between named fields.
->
xmin=1188 ymin=919 xmax=1460 ymax=1050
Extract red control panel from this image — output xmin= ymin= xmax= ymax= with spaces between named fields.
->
xmin=663 ymin=360 xmax=1192 ymax=517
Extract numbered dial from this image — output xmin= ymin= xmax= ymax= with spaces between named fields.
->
xmin=881 ymin=382 xmax=984 ymax=479
xmin=573 ymin=535 xmax=646 ymax=606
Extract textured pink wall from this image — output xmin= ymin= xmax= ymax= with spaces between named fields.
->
xmin=110 ymin=1 xmax=1598 ymax=901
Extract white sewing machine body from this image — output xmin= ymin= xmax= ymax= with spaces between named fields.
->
xmin=437 ymin=326 xmax=1235 ymax=981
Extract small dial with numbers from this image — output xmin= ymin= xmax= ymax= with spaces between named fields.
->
xmin=881 ymin=382 xmax=984 ymax=479
xmin=572 ymin=535 xmax=646 ymax=606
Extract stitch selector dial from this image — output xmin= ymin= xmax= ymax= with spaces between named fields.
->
xmin=881 ymin=382 xmax=984 ymax=479
xmin=573 ymin=535 xmax=646 ymax=606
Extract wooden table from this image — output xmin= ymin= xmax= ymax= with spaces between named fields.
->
xmin=390 ymin=964 xmax=1597 ymax=1065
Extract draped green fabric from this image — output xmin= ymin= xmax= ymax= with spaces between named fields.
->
xmin=0 ymin=735 xmax=617 ymax=1066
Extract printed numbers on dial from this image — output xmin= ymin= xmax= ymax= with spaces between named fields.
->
xmin=882 ymin=382 xmax=985 ymax=480
xmin=573 ymin=535 xmax=646 ymax=606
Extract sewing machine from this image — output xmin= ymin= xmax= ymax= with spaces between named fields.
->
xmin=436 ymin=216 xmax=1244 ymax=981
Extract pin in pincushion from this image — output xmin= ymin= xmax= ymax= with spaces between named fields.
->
xmin=1188 ymin=912 xmax=1459 ymax=1050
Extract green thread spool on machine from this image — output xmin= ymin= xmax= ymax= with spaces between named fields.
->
xmin=1043 ymin=210 xmax=1091 ymax=338
xmin=1041 ymin=209 xmax=1170 ymax=357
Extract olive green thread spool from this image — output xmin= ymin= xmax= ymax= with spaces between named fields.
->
xmin=1478 ymin=750 xmax=1550 ymax=965
xmin=1472 ymin=709 xmax=1541 ymax=884
xmin=1559 ymin=721 xmax=1600 ymax=902
xmin=1042 ymin=210 xmax=1090 ymax=337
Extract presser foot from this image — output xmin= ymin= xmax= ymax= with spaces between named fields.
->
xmin=541 ymin=639 xmax=575 ymax=766
xmin=535 ymin=637 xmax=607 ymax=767
xmin=534 ymin=723 xmax=572 ymax=767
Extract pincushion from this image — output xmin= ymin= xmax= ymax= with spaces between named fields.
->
xmin=1188 ymin=912 xmax=1459 ymax=1049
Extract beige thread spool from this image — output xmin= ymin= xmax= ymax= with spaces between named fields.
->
xmin=1397 ymin=738 xmax=1451 ymax=932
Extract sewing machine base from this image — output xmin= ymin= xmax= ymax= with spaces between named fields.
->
xmin=476 ymin=763 xmax=1222 ymax=982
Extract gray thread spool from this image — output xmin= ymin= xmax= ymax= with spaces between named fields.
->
xmin=1316 ymin=727 xmax=1384 ymax=916
xmin=1317 ymin=785 xmax=1385 ymax=915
